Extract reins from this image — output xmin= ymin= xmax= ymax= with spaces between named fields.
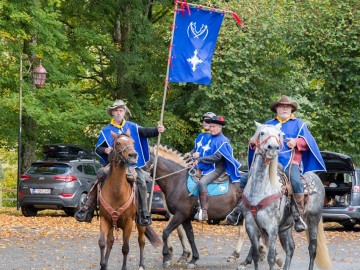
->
xmin=146 ymin=162 xmax=191 ymax=181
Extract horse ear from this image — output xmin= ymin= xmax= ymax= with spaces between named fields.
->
xmin=275 ymin=123 xmax=282 ymax=130
xmin=111 ymin=131 xmax=117 ymax=140
xmin=254 ymin=121 xmax=262 ymax=129
xmin=125 ymin=128 xmax=131 ymax=137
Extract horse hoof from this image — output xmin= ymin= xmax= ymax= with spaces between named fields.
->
xmin=276 ymin=257 xmax=284 ymax=267
xmin=226 ymin=255 xmax=237 ymax=263
xmin=162 ymin=261 xmax=171 ymax=269
xmin=186 ymin=263 xmax=196 ymax=269
xmin=177 ymin=257 xmax=188 ymax=263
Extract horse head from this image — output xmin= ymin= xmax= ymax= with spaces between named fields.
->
xmin=110 ymin=130 xmax=138 ymax=165
xmin=252 ymin=121 xmax=283 ymax=161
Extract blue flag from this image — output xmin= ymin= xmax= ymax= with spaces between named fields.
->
xmin=168 ymin=7 xmax=225 ymax=85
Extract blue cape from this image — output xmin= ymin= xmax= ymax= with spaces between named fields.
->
xmin=248 ymin=118 xmax=326 ymax=173
xmin=193 ymin=132 xmax=212 ymax=158
xmin=198 ymin=133 xmax=242 ymax=182
xmin=95 ymin=121 xmax=150 ymax=168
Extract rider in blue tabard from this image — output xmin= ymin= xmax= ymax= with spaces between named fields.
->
xmin=227 ymin=95 xmax=326 ymax=231
xmin=190 ymin=115 xmax=242 ymax=221
xmin=184 ymin=112 xmax=215 ymax=173
xmin=75 ymin=100 xmax=165 ymax=226
xmin=96 ymin=121 xmax=150 ymax=167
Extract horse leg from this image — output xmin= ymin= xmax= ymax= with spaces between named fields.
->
xmin=137 ymin=224 xmax=147 ymax=270
xmin=121 ymin=222 xmax=132 ymax=270
xmin=278 ymin=227 xmax=295 ymax=270
xmin=176 ymin=223 xmax=192 ymax=262
xmin=243 ymin=224 xmax=261 ymax=270
xmin=164 ymin=211 xmax=192 ymax=263
xmin=227 ymin=221 xmax=246 ymax=262
xmin=181 ymin=218 xmax=200 ymax=268
xmin=266 ymin=228 xmax=279 ymax=270
xmin=162 ymin=213 xmax=185 ymax=268
xmin=307 ymin=213 xmax=321 ymax=270
xmin=99 ymin=219 xmax=114 ymax=270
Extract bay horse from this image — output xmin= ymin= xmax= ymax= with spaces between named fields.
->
xmin=239 ymin=122 xmax=331 ymax=270
xmin=98 ymin=132 xmax=162 ymax=270
xmin=146 ymin=145 xmax=243 ymax=268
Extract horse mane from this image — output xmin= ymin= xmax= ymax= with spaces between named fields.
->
xmin=252 ymin=122 xmax=283 ymax=188
xmin=269 ymin=159 xmax=280 ymax=187
xmin=150 ymin=145 xmax=187 ymax=167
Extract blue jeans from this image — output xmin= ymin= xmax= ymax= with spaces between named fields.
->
xmin=285 ymin=164 xmax=303 ymax=193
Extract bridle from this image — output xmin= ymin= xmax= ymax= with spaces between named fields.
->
xmin=111 ymin=134 xmax=135 ymax=165
xmin=255 ymin=133 xmax=282 ymax=161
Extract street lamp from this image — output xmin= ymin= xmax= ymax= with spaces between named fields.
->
xmin=17 ymin=52 xmax=47 ymax=209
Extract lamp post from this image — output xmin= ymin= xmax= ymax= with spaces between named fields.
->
xmin=17 ymin=52 xmax=47 ymax=209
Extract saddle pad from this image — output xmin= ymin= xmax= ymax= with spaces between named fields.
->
xmin=187 ymin=175 xmax=229 ymax=197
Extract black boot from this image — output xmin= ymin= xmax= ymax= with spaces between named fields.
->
xmin=75 ymin=207 xmax=95 ymax=223
xmin=75 ymin=186 xmax=97 ymax=223
xmin=75 ymin=165 xmax=109 ymax=223
xmin=226 ymin=203 xmax=243 ymax=225
xmin=226 ymin=189 xmax=243 ymax=225
xmin=137 ymin=187 xmax=152 ymax=226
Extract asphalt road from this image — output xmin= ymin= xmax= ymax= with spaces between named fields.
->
xmin=1 ymin=210 xmax=360 ymax=270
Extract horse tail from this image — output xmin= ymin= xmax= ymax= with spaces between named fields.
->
xmin=145 ymin=225 xmax=163 ymax=247
xmin=306 ymin=219 xmax=332 ymax=270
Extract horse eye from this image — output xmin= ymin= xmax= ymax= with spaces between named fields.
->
xmin=260 ymin=132 xmax=264 ymax=136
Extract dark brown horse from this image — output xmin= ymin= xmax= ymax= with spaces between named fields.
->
xmin=99 ymin=132 xmax=162 ymax=270
xmin=146 ymin=146 xmax=243 ymax=268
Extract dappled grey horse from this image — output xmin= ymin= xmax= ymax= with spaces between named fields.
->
xmin=239 ymin=122 xmax=331 ymax=270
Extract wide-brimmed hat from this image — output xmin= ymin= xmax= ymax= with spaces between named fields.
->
xmin=201 ymin=112 xmax=216 ymax=122
xmin=269 ymin=95 xmax=298 ymax=113
xmin=204 ymin=115 xmax=226 ymax=126
xmin=107 ymin=99 xmax=132 ymax=116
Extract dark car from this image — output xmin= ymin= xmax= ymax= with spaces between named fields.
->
xmin=18 ymin=144 xmax=101 ymax=217
xmin=146 ymin=181 xmax=169 ymax=219
xmin=317 ymin=151 xmax=360 ymax=228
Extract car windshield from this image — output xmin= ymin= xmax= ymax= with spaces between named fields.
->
xmin=27 ymin=163 xmax=70 ymax=175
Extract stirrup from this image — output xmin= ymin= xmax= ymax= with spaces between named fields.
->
xmin=194 ymin=209 xmax=208 ymax=221
xmin=75 ymin=208 xmax=94 ymax=223
xmin=226 ymin=208 xmax=242 ymax=226
xmin=137 ymin=215 xmax=152 ymax=226
xmin=294 ymin=217 xmax=307 ymax=232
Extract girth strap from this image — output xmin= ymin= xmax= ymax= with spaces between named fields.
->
xmin=99 ymin=186 xmax=135 ymax=229
xmin=242 ymin=191 xmax=283 ymax=219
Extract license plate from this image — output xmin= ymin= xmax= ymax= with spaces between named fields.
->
xmin=31 ymin=188 xmax=51 ymax=194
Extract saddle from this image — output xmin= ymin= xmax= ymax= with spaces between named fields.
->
xmin=187 ymin=172 xmax=231 ymax=197
xmin=278 ymin=171 xmax=317 ymax=211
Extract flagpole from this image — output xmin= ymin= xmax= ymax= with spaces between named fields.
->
xmin=148 ymin=4 xmax=178 ymax=213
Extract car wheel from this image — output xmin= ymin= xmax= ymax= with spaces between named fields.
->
xmin=77 ymin=193 xmax=88 ymax=212
xmin=341 ymin=221 xmax=356 ymax=229
xmin=21 ymin=206 xmax=38 ymax=217
xmin=64 ymin=193 xmax=87 ymax=216
xmin=64 ymin=209 xmax=76 ymax=216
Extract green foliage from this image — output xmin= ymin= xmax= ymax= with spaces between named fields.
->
xmin=0 ymin=0 xmax=359 ymax=175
